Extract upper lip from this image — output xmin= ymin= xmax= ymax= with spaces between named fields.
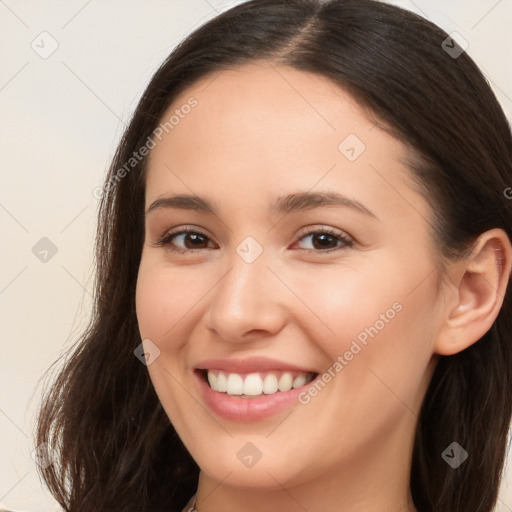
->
xmin=196 ymin=356 xmax=318 ymax=374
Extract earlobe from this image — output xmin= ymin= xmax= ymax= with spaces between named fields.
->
xmin=434 ymin=228 xmax=512 ymax=356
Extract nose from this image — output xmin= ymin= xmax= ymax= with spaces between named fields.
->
xmin=202 ymin=247 xmax=287 ymax=343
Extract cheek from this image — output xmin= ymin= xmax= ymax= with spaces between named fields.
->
xmin=292 ymin=253 xmax=438 ymax=396
xmin=135 ymin=257 xmax=205 ymax=342
xmin=282 ymin=260 xmax=408 ymax=357
xmin=135 ymin=256 xmax=204 ymax=434
xmin=288 ymin=267 xmax=439 ymax=468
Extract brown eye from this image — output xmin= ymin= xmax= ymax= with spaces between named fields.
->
xmin=182 ymin=232 xmax=208 ymax=249
xmin=157 ymin=228 xmax=215 ymax=251
xmin=295 ymin=228 xmax=353 ymax=252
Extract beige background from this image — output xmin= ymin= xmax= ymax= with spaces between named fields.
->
xmin=1 ymin=0 xmax=511 ymax=510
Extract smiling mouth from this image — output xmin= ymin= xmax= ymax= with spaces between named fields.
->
xmin=197 ymin=369 xmax=317 ymax=398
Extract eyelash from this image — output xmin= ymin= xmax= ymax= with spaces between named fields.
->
xmin=155 ymin=226 xmax=353 ymax=254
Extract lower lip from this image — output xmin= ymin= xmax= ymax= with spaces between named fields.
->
xmin=195 ymin=371 xmax=313 ymax=422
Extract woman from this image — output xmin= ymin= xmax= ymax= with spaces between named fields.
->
xmin=36 ymin=1 xmax=512 ymax=511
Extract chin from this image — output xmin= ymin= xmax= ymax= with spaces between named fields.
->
xmin=192 ymin=439 xmax=315 ymax=491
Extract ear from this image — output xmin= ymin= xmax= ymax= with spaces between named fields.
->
xmin=435 ymin=228 xmax=512 ymax=356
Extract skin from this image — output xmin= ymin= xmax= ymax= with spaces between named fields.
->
xmin=135 ymin=61 xmax=512 ymax=512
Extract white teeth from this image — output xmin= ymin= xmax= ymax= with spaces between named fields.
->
xmin=278 ymin=372 xmax=293 ymax=392
xmin=292 ymin=374 xmax=307 ymax=388
xmin=216 ymin=372 xmax=227 ymax=392
xmin=226 ymin=373 xmax=243 ymax=395
xmin=243 ymin=373 xmax=263 ymax=396
xmin=207 ymin=372 xmax=217 ymax=389
xmin=206 ymin=370 xmax=313 ymax=396
xmin=262 ymin=374 xmax=278 ymax=394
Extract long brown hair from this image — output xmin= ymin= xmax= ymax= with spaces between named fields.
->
xmin=36 ymin=1 xmax=512 ymax=510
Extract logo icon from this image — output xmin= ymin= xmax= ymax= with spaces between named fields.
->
xmin=32 ymin=237 xmax=58 ymax=263
xmin=338 ymin=134 xmax=366 ymax=161
xmin=31 ymin=442 xmax=54 ymax=469
xmin=237 ymin=442 xmax=263 ymax=468
xmin=236 ymin=236 xmax=263 ymax=264
xmin=31 ymin=31 xmax=59 ymax=59
xmin=441 ymin=32 xmax=468 ymax=59
xmin=441 ymin=442 xmax=468 ymax=469
xmin=134 ymin=339 xmax=161 ymax=366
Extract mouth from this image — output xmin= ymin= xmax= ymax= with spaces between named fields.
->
xmin=196 ymin=369 xmax=318 ymax=398
xmin=193 ymin=357 xmax=321 ymax=421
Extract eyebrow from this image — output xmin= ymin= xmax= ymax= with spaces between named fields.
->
xmin=146 ymin=191 xmax=377 ymax=218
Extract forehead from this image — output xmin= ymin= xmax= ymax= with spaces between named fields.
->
xmin=157 ymin=61 xmax=379 ymax=152
xmin=145 ymin=61 xmax=427 ymax=225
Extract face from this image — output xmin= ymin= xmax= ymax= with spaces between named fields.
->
xmin=136 ymin=61 xmax=442 ymax=495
